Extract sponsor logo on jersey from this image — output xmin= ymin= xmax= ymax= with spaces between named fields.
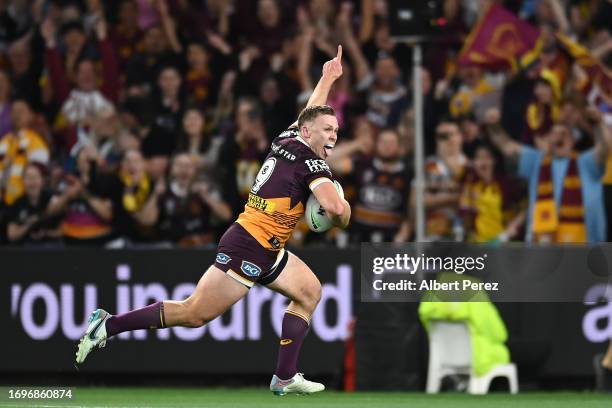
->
xmin=241 ymin=260 xmax=262 ymax=277
xmin=216 ymin=253 xmax=232 ymax=265
xmin=246 ymin=193 xmax=277 ymax=213
xmin=271 ymin=143 xmax=297 ymax=161
xmin=305 ymin=159 xmax=331 ymax=174
xmin=280 ymin=339 xmax=293 ymax=345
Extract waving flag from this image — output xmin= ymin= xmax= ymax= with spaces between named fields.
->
xmin=458 ymin=4 xmax=540 ymax=72
xmin=555 ymin=33 xmax=612 ymax=99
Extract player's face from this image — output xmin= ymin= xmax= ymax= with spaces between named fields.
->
xmin=303 ymin=114 xmax=339 ymax=160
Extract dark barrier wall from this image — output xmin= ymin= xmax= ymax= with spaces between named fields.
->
xmin=1 ymin=249 xmax=610 ymax=382
xmin=2 ymin=249 xmax=354 ymax=375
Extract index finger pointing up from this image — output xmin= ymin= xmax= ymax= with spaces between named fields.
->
xmin=336 ymin=45 xmax=342 ymax=62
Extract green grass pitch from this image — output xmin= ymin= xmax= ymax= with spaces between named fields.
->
xmin=1 ymin=388 xmax=611 ymax=408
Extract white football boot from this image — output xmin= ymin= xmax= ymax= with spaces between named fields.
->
xmin=270 ymin=373 xmax=325 ymax=396
xmin=75 ymin=309 xmax=111 ymax=364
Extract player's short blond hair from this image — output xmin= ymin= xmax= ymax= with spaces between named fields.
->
xmin=297 ymin=105 xmax=336 ymax=129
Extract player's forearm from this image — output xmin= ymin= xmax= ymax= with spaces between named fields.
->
xmin=306 ymin=75 xmax=335 ymax=108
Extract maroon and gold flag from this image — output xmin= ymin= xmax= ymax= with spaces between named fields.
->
xmin=458 ymin=4 xmax=540 ymax=72
xmin=555 ymin=33 xmax=612 ymax=99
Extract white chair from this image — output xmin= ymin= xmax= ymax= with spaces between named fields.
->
xmin=425 ymin=320 xmax=518 ymax=395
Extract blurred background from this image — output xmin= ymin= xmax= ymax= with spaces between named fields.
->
xmin=1 ymin=0 xmax=612 ymax=395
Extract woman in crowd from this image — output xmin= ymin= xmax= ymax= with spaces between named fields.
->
xmin=459 ymin=142 xmax=525 ymax=243
xmin=6 ymin=163 xmax=61 ymax=246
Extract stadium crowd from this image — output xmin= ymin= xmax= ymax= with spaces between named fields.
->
xmin=0 ymin=0 xmax=611 ymax=248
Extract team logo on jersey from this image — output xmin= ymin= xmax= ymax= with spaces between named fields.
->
xmin=305 ymin=159 xmax=330 ymax=174
xmin=241 ymin=260 xmax=262 ymax=277
xmin=280 ymin=339 xmax=293 ymax=345
xmin=216 ymin=253 xmax=232 ymax=265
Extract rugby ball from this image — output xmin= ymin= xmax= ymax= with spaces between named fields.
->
xmin=305 ymin=180 xmax=344 ymax=232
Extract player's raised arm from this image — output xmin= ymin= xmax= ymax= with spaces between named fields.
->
xmin=312 ymin=181 xmax=351 ymax=229
xmin=289 ymin=45 xmax=343 ymax=128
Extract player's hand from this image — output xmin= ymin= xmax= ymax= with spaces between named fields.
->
xmin=322 ymin=45 xmax=343 ymax=82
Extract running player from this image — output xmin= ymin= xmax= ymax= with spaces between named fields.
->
xmin=76 ymin=46 xmax=350 ymax=396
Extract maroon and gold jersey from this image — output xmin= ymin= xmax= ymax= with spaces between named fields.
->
xmin=236 ymin=127 xmax=333 ymax=250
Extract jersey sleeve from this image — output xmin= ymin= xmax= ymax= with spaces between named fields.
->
xmin=295 ymin=154 xmax=334 ymax=192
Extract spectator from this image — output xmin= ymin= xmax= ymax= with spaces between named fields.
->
xmin=424 ymin=119 xmax=468 ymax=241
xmin=185 ymin=42 xmax=214 ymax=108
xmin=342 ymin=26 xmax=408 ymax=128
xmin=47 ymin=146 xmax=113 ymax=246
xmin=0 ymin=69 xmax=12 ymax=137
xmin=175 ymin=108 xmax=223 ymax=173
xmin=448 ymin=65 xmax=503 ymax=123
xmin=5 ymin=163 xmax=61 ymax=246
xmin=260 ymin=75 xmax=295 ymax=141
xmin=105 ymin=148 xmax=161 ymax=246
xmin=110 ymin=0 xmax=144 ymax=70
xmin=522 ymin=71 xmax=560 ymax=144
xmin=219 ymin=97 xmax=269 ymax=215
xmin=0 ymin=100 xmax=50 ymax=205
xmin=459 ymin=142 xmax=526 ymax=243
xmin=7 ymin=39 xmax=43 ymax=112
xmin=239 ymin=0 xmax=286 ymax=85
xmin=124 ymin=1 xmax=182 ymax=99
xmin=141 ymin=65 xmax=185 ymax=179
xmin=329 ymin=128 xmax=412 ymax=243
xmin=485 ymin=107 xmax=611 ymax=243
xmin=458 ymin=112 xmax=484 ymax=158
xmin=42 ymin=16 xmax=120 ymax=153
xmin=155 ymin=153 xmax=232 ymax=246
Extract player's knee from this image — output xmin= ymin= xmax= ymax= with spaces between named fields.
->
xmin=299 ymin=281 xmax=322 ymax=312
xmin=182 ymin=299 xmax=215 ymax=327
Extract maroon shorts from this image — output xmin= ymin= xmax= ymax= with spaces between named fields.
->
xmin=214 ymin=223 xmax=288 ymax=288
